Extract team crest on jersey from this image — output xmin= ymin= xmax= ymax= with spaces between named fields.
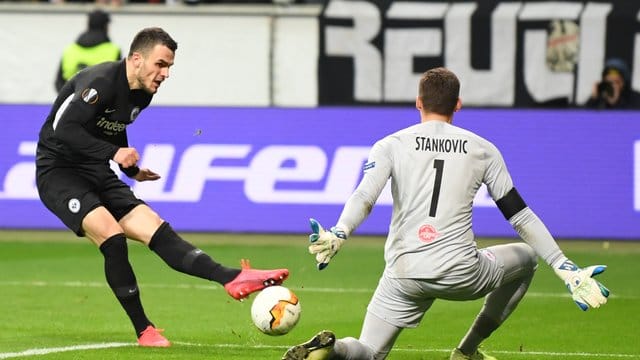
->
xmin=81 ymin=88 xmax=99 ymax=104
xmin=130 ymin=107 xmax=140 ymax=122
xmin=418 ymin=224 xmax=439 ymax=243
xmin=68 ymin=198 xmax=81 ymax=214
xmin=363 ymin=161 xmax=376 ymax=171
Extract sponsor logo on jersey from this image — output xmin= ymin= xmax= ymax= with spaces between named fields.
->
xmin=418 ymin=224 xmax=439 ymax=243
xmin=81 ymin=88 xmax=99 ymax=104
xmin=68 ymin=198 xmax=81 ymax=213
xmin=104 ymin=108 xmax=116 ymax=114
xmin=96 ymin=118 xmax=126 ymax=134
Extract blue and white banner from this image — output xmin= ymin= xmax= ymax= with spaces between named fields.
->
xmin=1 ymin=105 xmax=638 ymax=239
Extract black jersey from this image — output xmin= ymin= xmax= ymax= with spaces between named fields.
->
xmin=37 ymin=60 xmax=152 ymax=177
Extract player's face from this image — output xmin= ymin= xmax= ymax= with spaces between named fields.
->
xmin=133 ymin=44 xmax=175 ymax=94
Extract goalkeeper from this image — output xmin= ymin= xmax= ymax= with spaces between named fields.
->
xmin=282 ymin=67 xmax=609 ymax=360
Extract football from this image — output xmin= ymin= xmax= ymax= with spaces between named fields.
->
xmin=251 ymin=285 xmax=301 ymax=336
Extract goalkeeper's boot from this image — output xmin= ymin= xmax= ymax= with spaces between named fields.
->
xmin=137 ymin=326 xmax=171 ymax=347
xmin=450 ymin=348 xmax=497 ymax=360
xmin=282 ymin=330 xmax=336 ymax=360
xmin=224 ymin=259 xmax=289 ymax=300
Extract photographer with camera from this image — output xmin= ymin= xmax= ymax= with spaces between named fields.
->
xmin=586 ymin=57 xmax=640 ymax=109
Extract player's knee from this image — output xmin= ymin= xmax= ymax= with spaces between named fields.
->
xmin=121 ymin=205 xmax=164 ymax=242
xmin=136 ymin=204 xmax=163 ymax=224
xmin=99 ymin=233 xmax=127 ymax=257
xmin=516 ymin=243 xmax=538 ymax=273
xmin=86 ymin=224 xmax=126 ymax=246
xmin=149 ymin=222 xmax=181 ymax=249
xmin=82 ymin=207 xmax=125 ymax=244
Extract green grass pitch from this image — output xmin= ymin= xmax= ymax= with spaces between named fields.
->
xmin=0 ymin=230 xmax=638 ymax=359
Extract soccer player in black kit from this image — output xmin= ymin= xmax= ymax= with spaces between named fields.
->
xmin=36 ymin=27 xmax=289 ymax=347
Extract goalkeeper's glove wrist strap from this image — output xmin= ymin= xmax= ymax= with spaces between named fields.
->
xmin=330 ymin=226 xmax=347 ymax=240
xmin=554 ymin=259 xmax=579 ymax=280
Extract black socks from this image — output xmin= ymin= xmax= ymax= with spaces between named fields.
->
xmin=99 ymin=234 xmax=152 ymax=336
xmin=99 ymin=225 xmax=241 ymax=338
xmin=149 ymin=222 xmax=240 ymax=285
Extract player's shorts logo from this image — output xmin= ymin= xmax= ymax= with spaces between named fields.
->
xmin=418 ymin=224 xmax=439 ymax=243
xmin=81 ymin=88 xmax=99 ymax=104
xmin=68 ymin=198 xmax=81 ymax=214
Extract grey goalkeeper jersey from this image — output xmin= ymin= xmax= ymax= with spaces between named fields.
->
xmin=337 ymin=120 xmax=518 ymax=279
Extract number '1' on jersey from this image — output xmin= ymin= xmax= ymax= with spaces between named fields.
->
xmin=337 ymin=120 xmax=515 ymax=279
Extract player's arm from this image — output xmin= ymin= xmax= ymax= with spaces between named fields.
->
xmin=111 ymin=130 xmax=159 ymax=181
xmin=52 ymin=77 xmax=119 ymax=161
xmin=485 ymin=145 xmax=610 ymax=311
xmin=110 ymin=130 xmax=140 ymax=177
xmin=335 ymin=140 xmax=393 ymax=234
xmin=309 ymin=140 xmax=393 ymax=269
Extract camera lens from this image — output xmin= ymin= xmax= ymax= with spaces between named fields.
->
xmin=598 ymin=81 xmax=614 ymax=97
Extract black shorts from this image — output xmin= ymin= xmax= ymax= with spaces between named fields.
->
xmin=36 ymin=164 xmax=145 ymax=236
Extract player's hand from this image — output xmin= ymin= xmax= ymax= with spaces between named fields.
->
xmin=554 ymin=260 xmax=610 ymax=311
xmin=113 ymin=147 xmax=139 ymax=168
xmin=308 ymin=218 xmax=346 ymax=271
xmin=134 ymin=168 xmax=161 ymax=182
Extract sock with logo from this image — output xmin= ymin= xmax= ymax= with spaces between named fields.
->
xmin=149 ymin=222 xmax=240 ymax=284
xmin=99 ymin=233 xmax=152 ymax=336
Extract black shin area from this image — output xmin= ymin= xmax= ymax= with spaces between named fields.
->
xmin=99 ymin=234 xmax=152 ymax=336
xmin=149 ymin=222 xmax=240 ymax=284
xmin=471 ymin=314 xmax=500 ymax=339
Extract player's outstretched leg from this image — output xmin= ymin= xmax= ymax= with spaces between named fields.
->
xmin=224 ymin=259 xmax=289 ymax=300
xmin=450 ymin=347 xmax=496 ymax=360
xmin=137 ymin=326 xmax=171 ymax=347
xmin=282 ymin=330 xmax=336 ymax=360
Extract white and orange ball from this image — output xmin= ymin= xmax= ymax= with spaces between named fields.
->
xmin=251 ymin=285 xmax=301 ymax=336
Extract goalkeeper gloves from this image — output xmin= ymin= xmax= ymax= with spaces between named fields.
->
xmin=554 ymin=260 xmax=610 ymax=311
xmin=308 ymin=218 xmax=346 ymax=270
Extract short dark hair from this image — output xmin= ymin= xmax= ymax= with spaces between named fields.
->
xmin=128 ymin=27 xmax=178 ymax=58
xmin=418 ymin=67 xmax=460 ymax=116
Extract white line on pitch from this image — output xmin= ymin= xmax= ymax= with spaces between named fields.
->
xmin=173 ymin=342 xmax=640 ymax=358
xmin=0 ymin=343 xmax=132 ymax=359
xmin=0 ymin=280 xmax=633 ymax=299
xmin=1 ymin=342 xmax=636 ymax=359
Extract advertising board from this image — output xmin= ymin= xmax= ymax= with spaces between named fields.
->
xmin=1 ymin=105 xmax=637 ymax=239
